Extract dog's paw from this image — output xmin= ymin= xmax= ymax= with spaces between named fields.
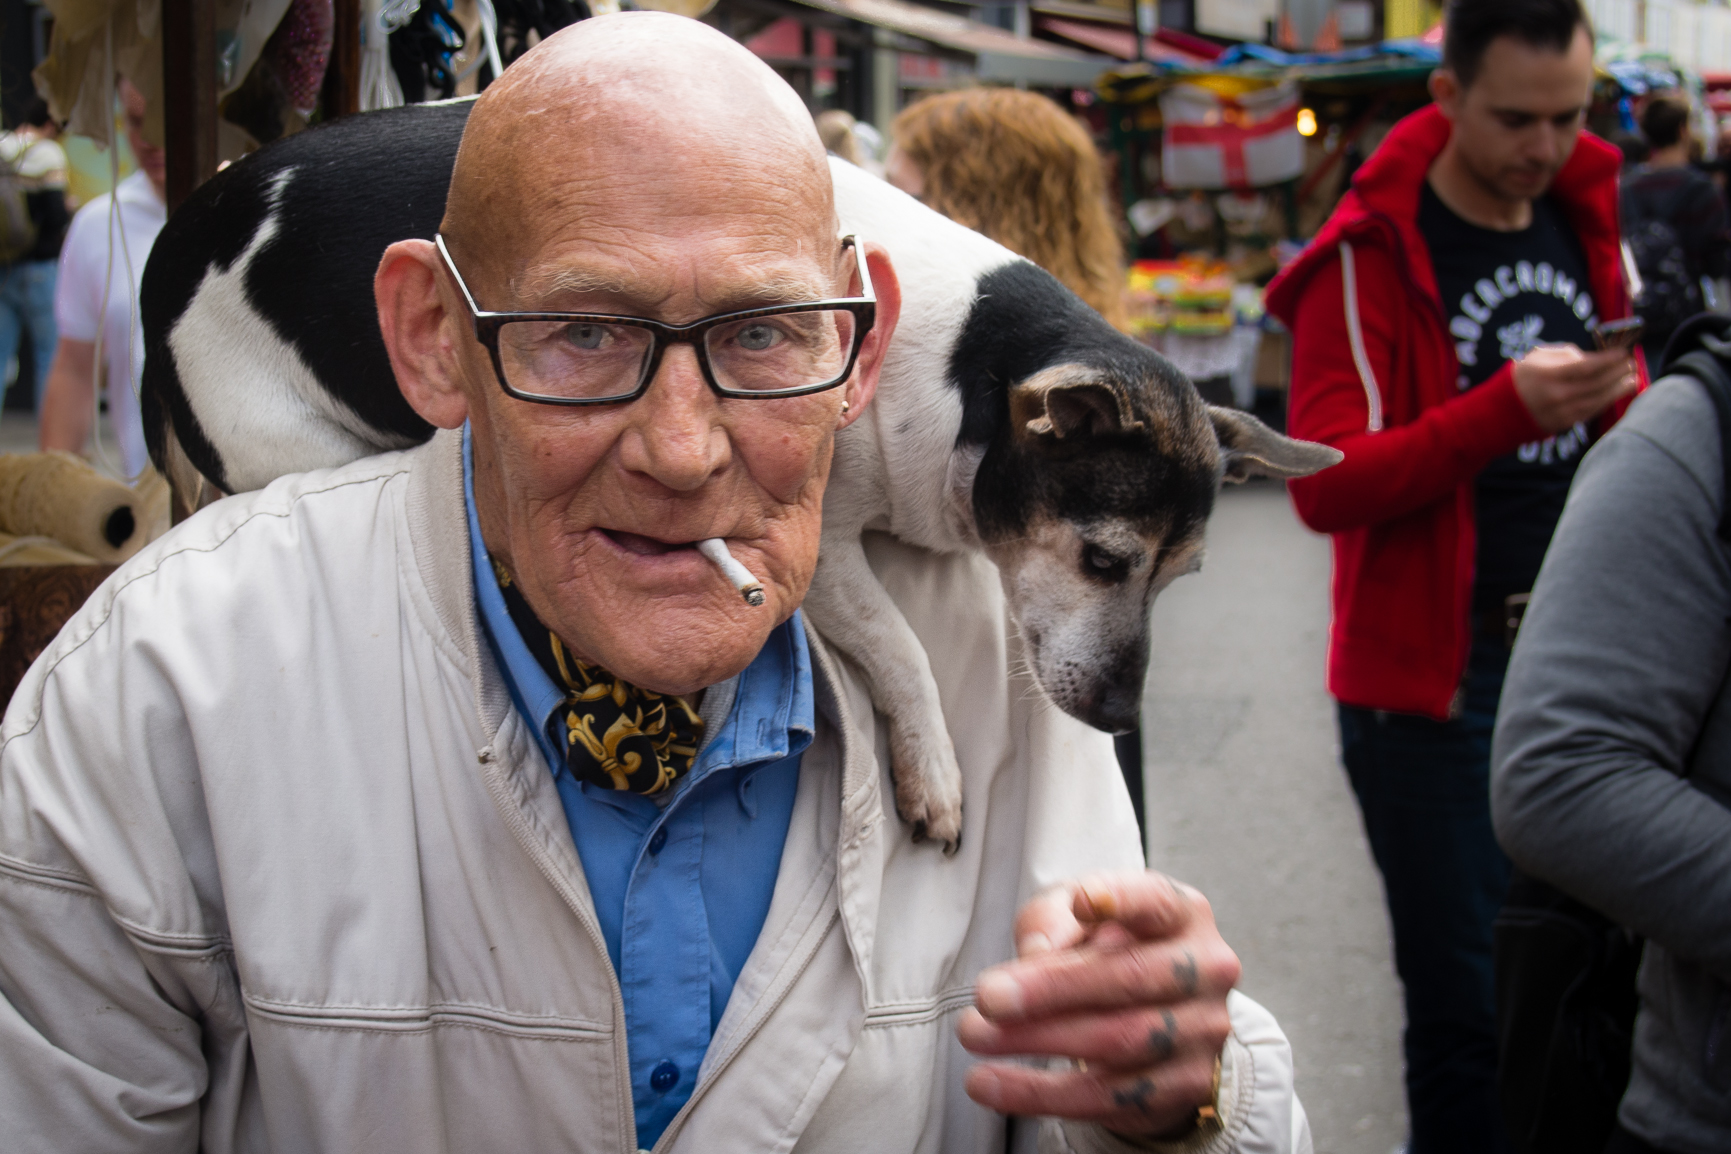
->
xmin=888 ymin=727 xmax=963 ymax=854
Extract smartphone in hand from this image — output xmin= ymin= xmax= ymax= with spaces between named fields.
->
xmin=1591 ymin=317 xmax=1645 ymax=352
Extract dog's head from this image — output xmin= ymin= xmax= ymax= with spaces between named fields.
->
xmin=970 ymin=353 xmax=1338 ymax=735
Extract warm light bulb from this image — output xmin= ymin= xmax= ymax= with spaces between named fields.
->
xmin=1297 ymin=107 xmax=1318 ymax=137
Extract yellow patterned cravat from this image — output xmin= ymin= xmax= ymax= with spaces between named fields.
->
xmin=492 ymin=560 xmax=703 ymax=795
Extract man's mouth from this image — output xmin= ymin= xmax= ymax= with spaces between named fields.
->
xmin=600 ymin=528 xmax=695 ymax=556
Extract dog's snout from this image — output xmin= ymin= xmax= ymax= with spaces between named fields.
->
xmin=1087 ymin=681 xmax=1144 ymax=735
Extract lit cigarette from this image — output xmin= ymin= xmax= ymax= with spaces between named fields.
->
xmin=697 ymin=538 xmax=765 ymax=606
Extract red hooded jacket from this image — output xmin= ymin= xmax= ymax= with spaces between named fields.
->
xmin=1264 ymin=105 xmax=1641 ymax=719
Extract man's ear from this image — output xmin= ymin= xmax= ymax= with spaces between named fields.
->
xmin=1209 ymin=404 xmax=1342 ymax=483
xmin=1428 ymin=68 xmax=1461 ymax=121
xmin=1011 ymin=370 xmax=1145 ymax=445
xmin=838 ymin=243 xmax=901 ymax=431
xmin=375 ymin=238 xmax=470 ymax=430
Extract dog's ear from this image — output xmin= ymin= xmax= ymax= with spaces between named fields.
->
xmin=1012 ymin=371 xmax=1145 ymax=445
xmin=1209 ymin=405 xmax=1343 ymax=483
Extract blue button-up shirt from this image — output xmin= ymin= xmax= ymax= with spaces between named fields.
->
xmin=463 ymin=429 xmax=811 ymax=1146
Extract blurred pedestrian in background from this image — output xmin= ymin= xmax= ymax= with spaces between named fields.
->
xmin=39 ymin=78 xmax=165 ymax=478
xmin=1493 ymin=312 xmax=1731 ymax=1154
xmin=886 ymin=88 xmax=1128 ymax=330
xmin=0 ymin=98 xmax=69 ymax=410
xmin=1264 ymin=0 xmax=1641 ymax=1148
xmin=814 ymin=108 xmax=883 ymax=178
xmin=1621 ymin=93 xmax=1730 ymax=358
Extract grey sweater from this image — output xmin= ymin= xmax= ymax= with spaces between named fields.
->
xmin=1493 ymin=374 xmax=1731 ymax=1154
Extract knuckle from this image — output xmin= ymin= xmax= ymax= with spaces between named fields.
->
xmin=1118 ymin=945 xmax=1169 ymax=997
xmin=1204 ymin=946 xmax=1242 ymax=990
xmin=1195 ymin=1003 xmax=1233 ymax=1052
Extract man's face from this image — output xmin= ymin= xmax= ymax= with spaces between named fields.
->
xmin=120 ymin=79 xmax=165 ymax=196
xmin=1433 ymin=26 xmax=1596 ymax=202
xmin=449 ymin=146 xmax=858 ymax=696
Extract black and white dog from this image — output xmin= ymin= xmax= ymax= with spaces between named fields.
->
xmin=141 ymin=100 xmax=1338 ymax=850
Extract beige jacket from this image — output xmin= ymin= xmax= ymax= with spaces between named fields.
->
xmin=0 ymin=431 xmax=1308 ymax=1153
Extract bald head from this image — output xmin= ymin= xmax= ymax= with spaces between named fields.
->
xmin=442 ymin=13 xmax=834 ymax=303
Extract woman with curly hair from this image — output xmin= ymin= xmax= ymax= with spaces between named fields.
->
xmin=886 ymin=87 xmax=1128 ymax=330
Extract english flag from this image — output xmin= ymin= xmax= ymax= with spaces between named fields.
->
xmin=1160 ymin=81 xmax=1304 ymax=190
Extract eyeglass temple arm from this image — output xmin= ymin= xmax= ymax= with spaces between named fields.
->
xmin=434 ymin=233 xmax=488 ymax=321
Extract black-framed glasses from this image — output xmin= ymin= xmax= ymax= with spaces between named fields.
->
xmin=436 ymin=233 xmax=876 ymax=406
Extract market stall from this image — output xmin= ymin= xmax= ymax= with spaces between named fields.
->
xmin=1089 ymin=39 xmax=1437 ymax=408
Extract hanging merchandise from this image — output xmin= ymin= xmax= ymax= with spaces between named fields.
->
xmin=1160 ymin=80 xmax=1303 ymax=191
xmin=489 ymin=0 xmax=589 ymax=81
xmin=35 ymin=0 xmax=292 ymax=152
xmin=34 ymin=0 xmax=161 ymax=149
xmin=361 ymin=0 xmax=415 ymax=110
xmin=268 ymin=0 xmax=336 ymax=117
xmin=390 ymin=0 xmax=468 ymax=103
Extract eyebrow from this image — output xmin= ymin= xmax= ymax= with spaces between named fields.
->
xmin=1489 ymin=104 xmax=1585 ymax=119
xmin=517 ymin=267 xmax=835 ymax=316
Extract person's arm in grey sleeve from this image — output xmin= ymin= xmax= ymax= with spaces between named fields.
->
xmin=1492 ymin=375 xmax=1731 ymax=978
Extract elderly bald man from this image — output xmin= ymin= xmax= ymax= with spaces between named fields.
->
xmin=0 ymin=15 xmax=1305 ymax=1153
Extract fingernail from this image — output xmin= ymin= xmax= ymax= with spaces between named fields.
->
xmin=975 ymin=970 xmax=1025 ymax=1020
xmin=1017 ymin=932 xmax=1053 ymax=957
xmin=1080 ymin=879 xmax=1117 ymax=921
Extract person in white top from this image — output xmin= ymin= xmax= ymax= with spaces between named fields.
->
xmin=0 ymin=99 xmax=70 ymax=409
xmin=39 ymin=78 xmax=166 ymax=478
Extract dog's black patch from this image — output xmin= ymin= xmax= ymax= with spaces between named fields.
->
xmin=142 ymin=100 xmax=473 ymax=489
xmin=951 ymin=262 xmax=1217 ymax=549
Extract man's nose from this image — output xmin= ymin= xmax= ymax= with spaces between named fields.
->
xmin=1529 ymin=125 xmax=1562 ymax=166
xmin=617 ymin=344 xmax=731 ymax=492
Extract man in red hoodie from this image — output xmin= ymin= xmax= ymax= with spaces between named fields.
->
xmin=1265 ymin=0 xmax=1642 ymax=1148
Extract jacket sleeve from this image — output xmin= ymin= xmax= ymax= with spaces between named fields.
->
xmin=1491 ymin=375 xmax=1731 ymax=979
xmin=1284 ymin=243 xmax=1548 ymax=534
xmin=1034 ymin=993 xmax=1310 ymax=1154
xmin=0 ymin=590 xmax=252 ymax=1151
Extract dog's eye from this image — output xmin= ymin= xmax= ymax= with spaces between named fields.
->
xmin=1082 ymin=544 xmax=1130 ymax=582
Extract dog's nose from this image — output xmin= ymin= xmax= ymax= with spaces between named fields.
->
xmin=1078 ymin=674 xmax=1144 ymax=735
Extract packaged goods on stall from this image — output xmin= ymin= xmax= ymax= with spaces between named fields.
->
xmin=1127 ymin=258 xmax=1235 ymax=337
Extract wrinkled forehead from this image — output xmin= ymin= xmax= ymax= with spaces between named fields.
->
xmin=453 ymin=104 xmax=838 ymax=313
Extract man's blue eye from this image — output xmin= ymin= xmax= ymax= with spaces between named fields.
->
xmin=736 ymin=323 xmax=783 ymax=352
xmin=564 ymin=324 xmax=607 ymax=350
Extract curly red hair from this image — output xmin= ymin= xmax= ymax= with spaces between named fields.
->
xmin=891 ymin=89 xmax=1127 ymax=330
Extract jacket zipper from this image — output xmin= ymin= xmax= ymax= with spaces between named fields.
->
xmin=475 ymin=743 xmax=640 ymax=1152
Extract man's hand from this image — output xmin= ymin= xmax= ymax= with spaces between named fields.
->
xmin=1513 ymin=343 xmax=1638 ymax=434
xmin=957 ymin=871 xmax=1241 ymax=1138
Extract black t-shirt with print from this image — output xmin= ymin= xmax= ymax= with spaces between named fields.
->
xmin=1418 ymin=183 xmax=1598 ymax=612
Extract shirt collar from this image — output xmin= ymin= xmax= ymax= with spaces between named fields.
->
xmin=462 ymin=424 xmax=814 ymax=780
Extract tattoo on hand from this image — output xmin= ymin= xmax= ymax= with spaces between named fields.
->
xmin=1111 ymin=1077 xmax=1158 ymax=1115
xmin=1147 ymin=1008 xmax=1177 ymax=1060
xmin=1174 ymin=949 xmax=1199 ymax=997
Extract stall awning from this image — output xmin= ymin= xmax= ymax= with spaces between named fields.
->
xmin=783 ymin=0 xmax=1115 ymax=86
xmin=1035 ymin=16 xmax=1219 ymax=66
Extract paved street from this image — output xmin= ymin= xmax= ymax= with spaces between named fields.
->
xmin=1139 ymin=480 xmax=1407 ymax=1153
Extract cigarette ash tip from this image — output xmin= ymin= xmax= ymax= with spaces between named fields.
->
xmin=697 ymin=537 xmax=767 ymax=609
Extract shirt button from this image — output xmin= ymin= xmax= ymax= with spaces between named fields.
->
xmin=650 ymin=1060 xmax=679 ymax=1092
xmin=647 ymin=828 xmax=668 ymax=855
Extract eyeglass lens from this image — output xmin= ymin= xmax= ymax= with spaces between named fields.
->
xmin=496 ymin=309 xmax=859 ymax=402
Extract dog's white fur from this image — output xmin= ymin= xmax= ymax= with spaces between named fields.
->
xmin=813 ymin=160 xmax=1025 ymax=850
xmin=169 ymin=170 xmax=418 ymax=493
